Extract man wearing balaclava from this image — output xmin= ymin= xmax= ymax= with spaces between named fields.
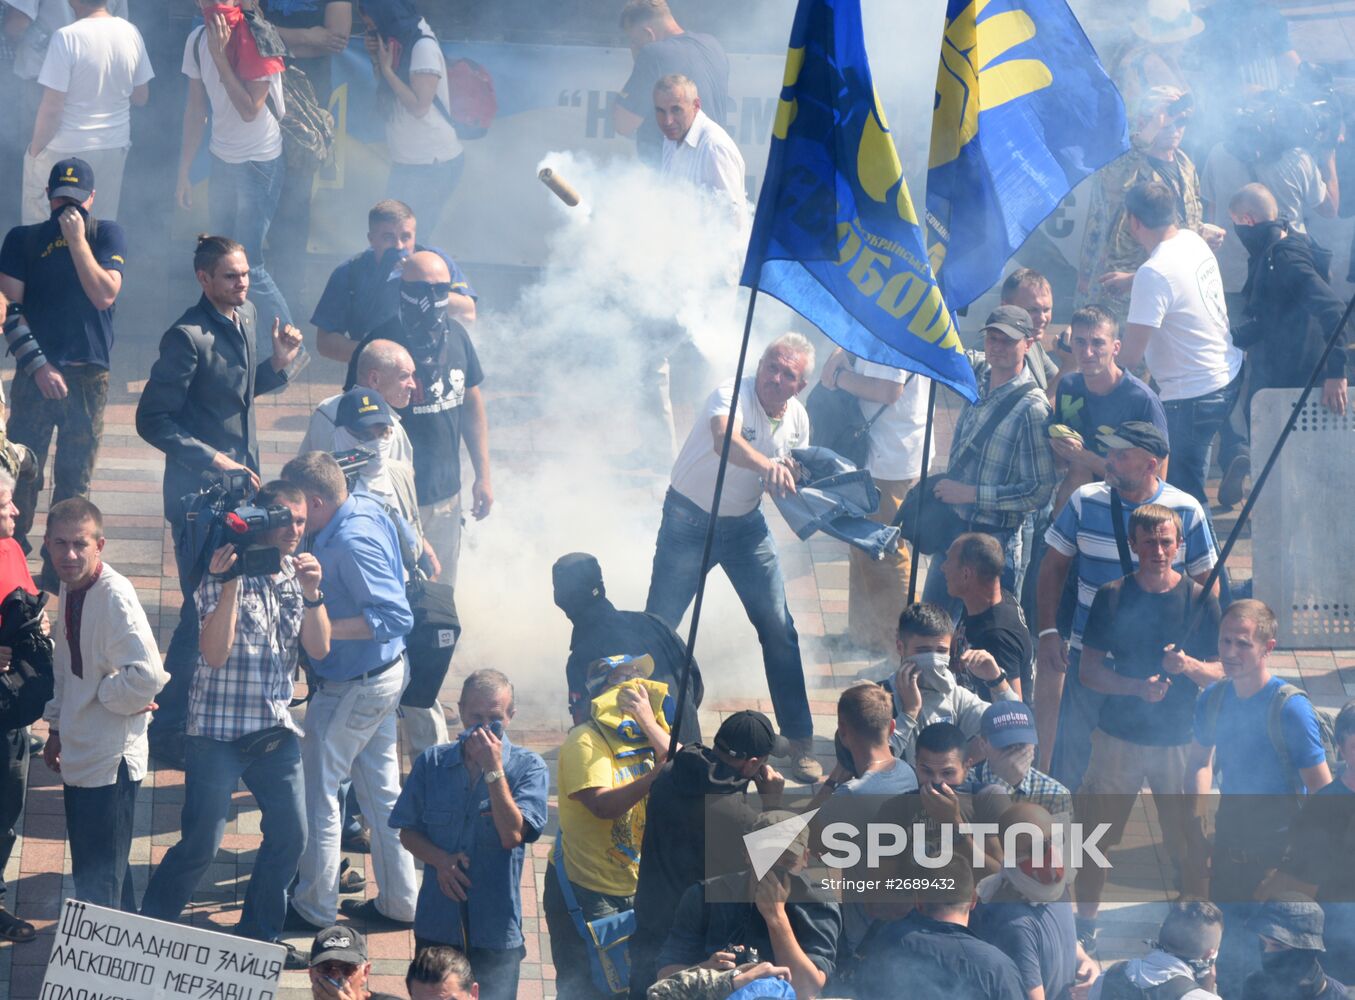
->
xmin=345 ymin=251 xmax=491 ymax=590
xmin=553 ymin=551 xmax=703 ymax=746
xmin=1243 ymin=896 xmax=1350 ymax=1000
xmin=884 ymin=602 xmax=1018 ymax=766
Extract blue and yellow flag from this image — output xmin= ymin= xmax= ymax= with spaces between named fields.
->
xmin=740 ymin=0 xmax=978 ymax=402
xmin=926 ymin=0 xmax=1127 ymax=310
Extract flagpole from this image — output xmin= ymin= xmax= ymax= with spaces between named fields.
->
xmin=904 ymin=381 xmax=938 ymax=605
xmin=666 ymin=287 xmax=761 ymax=759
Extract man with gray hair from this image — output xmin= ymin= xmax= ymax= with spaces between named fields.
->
xmin=645 ymin=335 xmax=821 ymax=781
xmin=654 ymin=73 xmax=746 ymax=224
xmin=390 ymin=669 xmax=548 ymax=1000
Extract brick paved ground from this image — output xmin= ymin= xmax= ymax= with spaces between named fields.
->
xmin=0 ymin=354 xmax=1351 ymax=998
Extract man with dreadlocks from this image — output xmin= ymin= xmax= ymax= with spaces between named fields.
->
xmin=344 ymin=251 xmax=491 ymax=588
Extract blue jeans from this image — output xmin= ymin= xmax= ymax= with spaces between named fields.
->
xmin=64 ymin=759 xmax=138 ymax=911
xmin=921 ymin=523 xmax=1022 ymax=622
xmin=387 ymin=154 xmax=464 ymax=241
xmin=208 ymin=154 xmax=292 ymax=350
xmin=1162 ymin=376 xmax=1242 ymax=512
xmin=141 ymin=732 xmax=305 ymax=942
xmin=644 ymin=489 xmax=812 ymax=740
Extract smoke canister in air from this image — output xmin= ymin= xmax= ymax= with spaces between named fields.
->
xmin=538 ymin=168 xmax=581 ymax=207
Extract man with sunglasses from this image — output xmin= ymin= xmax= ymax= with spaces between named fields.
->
xmin=344 ymin=251 xmax=490 ymax=591
xmin=308 ymin=925 xmax=402 ymax=1000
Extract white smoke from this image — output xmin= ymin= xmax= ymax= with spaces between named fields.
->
xmin=452 ymin=152 xmax=803 ymax=728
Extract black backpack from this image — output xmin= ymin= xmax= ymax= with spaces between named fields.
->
xmin=0 ymin=588 xmax=54 ymax=732
xmin=1098 ymin=961 xmax=1197 ymax=1000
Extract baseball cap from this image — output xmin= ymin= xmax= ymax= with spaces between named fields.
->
xmin=1097 ymin=420 xmax=1170 ymax=459
xmin=714 ymin=709 xmax=790 ymax=759
xmin=1247 ymin=894 xmax=1326 ymax=951
xmin=334 ymin=387 xmax=394 ymax=434
xmin=309 ymin=925 xmax=368 ymax=966
xmin=584 ymin=653 xmax=655 ymax=697
xmin=982 ymin=305 xmax=1035 ymax=341
xmin=553 ymin=552 xmax=604 ymax=608
xmin=981 ymin=701 xmax=1038 ymax=749
xmin=48 ymin=157 xmax=95 ymax=203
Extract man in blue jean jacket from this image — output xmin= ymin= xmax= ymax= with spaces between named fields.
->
xmin=390 ymin=669 xmax=549 ymax=1000
xmin=281 ymin=451 xmax=417 ymax=932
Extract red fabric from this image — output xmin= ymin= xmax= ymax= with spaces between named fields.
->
xmin=0 ymin=540 xmax=37 ymax=602
xmin=63 ymin=562 xmax=102 ymax=680
xmin=204 ymin=4 xmax=285 ymax=81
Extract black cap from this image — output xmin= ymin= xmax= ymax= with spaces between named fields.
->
xmin=48 ymin=157 xmax=95 ymax=203
xmin=309 ymin=925 xmax=368 ymax=966
xmin=553 ymin=552 xmax=604 ymax=611
xmin=982 ymin=305 xmax=1034 ymax=341
xmin=714 ymin=710 xmax=789 ymax=759
xmin=335 ymin=387 xmax=394 ymax=433
xmin=1247 ymin=895 xmax=1326 ymax=951
xmin=1097 ymin=420 xmax=1170 ymax=459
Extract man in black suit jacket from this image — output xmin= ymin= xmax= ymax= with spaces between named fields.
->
xmin=135 ymin=234 xmax=306 ymax=761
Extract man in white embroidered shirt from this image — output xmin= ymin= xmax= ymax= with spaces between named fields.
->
xmin=655 ymin=73 xmax=746 ymax=225
xmin=40 ymin=497 xmax=166 ymax=911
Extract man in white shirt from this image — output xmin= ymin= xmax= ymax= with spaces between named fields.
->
xmin=818 ymin=348 xmax=927 ymax=656
xmin=22 ymin=0 xmax=150 ymax=224
xmin=1121 ymin=180 xmax=1243 ymax=511
xmin=644 ymin=334 xmax=821 ymax=782
xmin=40 ymin=497 xmax=166 ymax=910
xmin=655 ymin=73 xmax=746 ymax=226
xmin=178 ymin=0 xmax=292 ymax=345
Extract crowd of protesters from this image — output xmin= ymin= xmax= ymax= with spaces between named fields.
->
xmin=0 ymin=1 xmax=1349 ymax=1000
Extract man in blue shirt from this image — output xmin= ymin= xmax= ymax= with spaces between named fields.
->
xmin=0 ymin=157 xmax=127 ymax=590
xmin=390 ymin=669 xmax=549 ymax=1000
xmin=1188 ymin=599 xmax=1332 ymax=998
xmin=280 ymin=451 xmax=417 ymax=932
xmin=312 ymin=199 xmax=476 ymax=365
xmin=1047 ymin=304 xmax=1169 ymax=513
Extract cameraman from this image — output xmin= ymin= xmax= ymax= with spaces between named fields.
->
xmin=141 ymin=481 xmax=328 ymax=963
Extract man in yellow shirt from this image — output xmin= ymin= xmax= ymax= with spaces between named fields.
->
xmin=544 ymin=655 xmax=673 ymax=999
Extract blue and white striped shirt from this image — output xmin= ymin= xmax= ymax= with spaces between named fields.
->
xmin=1045 ymin=481 xmax=1217 ymax=650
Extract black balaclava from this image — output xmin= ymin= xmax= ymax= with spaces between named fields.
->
xmin=552 ymin=552 xmax=606 ymax=619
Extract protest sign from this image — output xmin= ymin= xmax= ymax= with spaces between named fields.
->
xmin=40 ymin=898 xmax=286 ymax=1000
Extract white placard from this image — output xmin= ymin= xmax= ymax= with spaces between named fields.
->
xmin=41 ymin=898 xmax=286 ymax=1000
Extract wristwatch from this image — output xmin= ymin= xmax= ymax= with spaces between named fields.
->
xmin=484 ymin=769 xmax=505 ymax=784
xmin=303 ymin=590 xmax=325 ymax=608
xmin=984 ymin=674 xmax=1008 ymax=689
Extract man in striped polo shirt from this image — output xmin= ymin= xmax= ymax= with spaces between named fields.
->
xmin=1031 ymin=421 xmax=1217 ymax=793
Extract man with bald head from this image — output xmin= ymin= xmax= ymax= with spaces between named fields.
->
xmin=345 ymin=251 xmax=491 ymax=589
xmin=1229 ymin=182 xmax=1349 ymax=417
xmin=313 ymin=199 xmax=476 ymax=365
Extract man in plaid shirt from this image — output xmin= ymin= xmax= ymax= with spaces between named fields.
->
xmin=923 ymin=305 xmax=1057 ymax=616
xmin=142 ymin=480 xmax=330 ymax=966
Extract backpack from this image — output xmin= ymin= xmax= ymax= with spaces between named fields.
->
xmin=1198 ymin=680 xmax=1340 ymax=794
xmin=442 ymin=57 xmax=497 ymax=140
xmin=267 ymin=64 xmax=335 ymax=171
xmin=192 ymin=28 xmax=334 ymax=172
xmin=1098 ymin=961 xmax=1197 ymax=1000
xmin=0 ymin=588 xmax=54 ymax=732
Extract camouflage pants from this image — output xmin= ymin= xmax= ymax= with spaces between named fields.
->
xmin=8 ymin=365 xmax=109 ymax=570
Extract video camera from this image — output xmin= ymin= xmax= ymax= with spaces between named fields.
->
xmin=1228 ymin=67 xmax=1342 ymax=164
xmin=180 ymin=469 xmax=290 ymax=586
